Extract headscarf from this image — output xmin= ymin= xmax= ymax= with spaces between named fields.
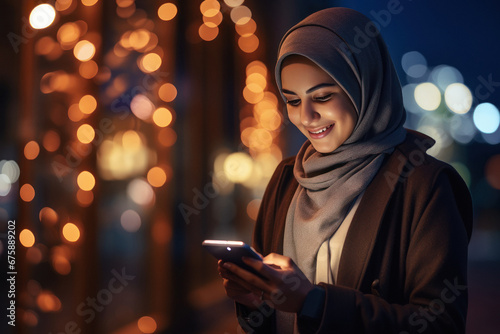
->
xmin=276 ymin=8 xmax=407 ymax=283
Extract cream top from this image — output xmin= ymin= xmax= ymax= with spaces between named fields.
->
xmin=314 ymin=192 xmax=364 ymax=285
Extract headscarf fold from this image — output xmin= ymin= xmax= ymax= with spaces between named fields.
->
xmin=275 ymin=7 xmax=407 ymax=283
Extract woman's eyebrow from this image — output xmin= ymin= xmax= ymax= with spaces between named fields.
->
xmin=281 ymin=83 xmax=336 ymax=95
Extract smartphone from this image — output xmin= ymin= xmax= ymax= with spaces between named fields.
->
xmin=202 ymin=240 xmax=264 ymax=278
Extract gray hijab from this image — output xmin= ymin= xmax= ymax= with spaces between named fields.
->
xmin=276 ymin=8 xmax=407 ymax=284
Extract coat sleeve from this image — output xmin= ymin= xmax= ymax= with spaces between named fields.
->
xmin=235 ymin=158 xmax=296 ymax=333
xmin=312 ymin=168 xmax=472 ymax=334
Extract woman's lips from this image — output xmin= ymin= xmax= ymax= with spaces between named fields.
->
xmin=308 ymin=124 xmax=334 ymax=139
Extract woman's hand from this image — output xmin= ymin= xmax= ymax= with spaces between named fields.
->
xmin=221 ymin=253 xmax=314 ymax=313
xmin=218 ymin=260 xmax=265 ymax=309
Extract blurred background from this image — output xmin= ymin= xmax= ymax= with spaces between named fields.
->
xmin=0 ymin=0 xmax=499 ymax=333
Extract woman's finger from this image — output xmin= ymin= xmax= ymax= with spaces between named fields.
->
xmin=222 ymin=262 xmax=272 ymax=295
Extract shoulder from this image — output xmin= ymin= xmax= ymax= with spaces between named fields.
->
xmin=393 ymin=129 xmax=466 ymax=189
xmin=384 ymin=129 xmax=473 ymax=236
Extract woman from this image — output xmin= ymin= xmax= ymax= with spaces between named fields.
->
xmin=218 ymin=7 xmax=472 ymax=333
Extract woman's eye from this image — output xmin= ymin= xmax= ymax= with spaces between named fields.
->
xmin=314 ymin=93 xmax=333 ymax=102
xmin=286 ymin=99 xmax=301 ymax=106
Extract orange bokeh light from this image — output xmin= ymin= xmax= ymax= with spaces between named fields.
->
xmin=158 ymin=3 xmax=177 ymax=21
xmin=62 ymin=223 xmax=81 ymax=242
xmin=20 ymin=184 xmax=35 ymax=202
xmin=76 ymin=189 xmax=94 ymax=207
xmin=246 ymin=60 xmax=267 ymax=77
xmin=77 ymin=171 xmax=95 ymax=191
xmin=246 ymin=199 xmax=261 ymax=220
xmin=153 ymin=107 xmax=173 ymax=127
xmin=140 ymin=53 xmax=162 ymax=73
xmin=238 ymin=34 xmax=259 ymax=53
xmin=158 ymin=128 xmax=177 ymax=147
xmin=485 ymin=154 xmax=500 ymax=190
xmin=82 ymin=0 xmax=98 ymax=6
xmin=68 ymin=103 xmax=84 ymax=122
xmin=79 ymin=60 xmax=99 ymax=79
xmin=158 ymin=83 xmax=177 ymax=102
xmin=20 ymin=229 xmax=36 ymax=247
xmin=79 ymin=94 xmax=97 ymax=114
xmin=235 ymin=18 xmax=256 ymax=37
xmin=24 ymin=141 xmax=40 ymax=160
xmin=203 ymin=11 xmax=223 ymax=27
xmin=147 ymin=167 xmax=167 ymax=187
xmin=199 ymin=23 xmax=219 ymax=41
xmin=39 ymin=207 xmax=58 ymax=225
xmin=43 ymin=130 xmax=61 ymax=152
xmin=200 ymin=0 xmax=220 ymax=17
xmin=77 ymin=124 xmax=95 ymax=144
xmin=137 ymin=316 xmax=157 ymax=334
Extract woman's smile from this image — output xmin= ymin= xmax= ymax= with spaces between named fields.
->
xmin=307 ymin=123 xmax=334 ymax=139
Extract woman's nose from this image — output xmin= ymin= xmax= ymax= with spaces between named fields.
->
xmin=300 ymin=102 xmax=320 ymax=126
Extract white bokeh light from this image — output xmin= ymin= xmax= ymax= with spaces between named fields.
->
xmin=445 ymin=83 xmax=473 ymax=114
xmin=473 ymin=103 xmax=500 ymax=134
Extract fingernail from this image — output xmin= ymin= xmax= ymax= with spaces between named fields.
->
xmin=223 ymin=262 xmax=231 ymax=269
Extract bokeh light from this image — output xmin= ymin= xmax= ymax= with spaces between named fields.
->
xmin=223 ymin=152 xmax=253 ymax=183
xmin=140 ymin=53 xmax=162 ymax=73
xmin=77 ymin=171 xmax=96 ymax=191
xmin=444 ymin=83 xmax=473 ymax=114
xmin=246 ymin=199 xmax=261 ymax=220
xmin=36 ymin=291 xmax=62 ymax=312
xmin=158 ymin=3 xmax=177 ymax=21
xmin=20 ymin=229 xmax=35 ymax=248
xmin=76 ymin=189 xmax=94 ymax=207
xmin=235 ymin=18 xmax=256 ymax=36
xmin=224 ymin=0 xmax=244 ymax=7
xmin=127 ymin=178 xmax=155 ymax=206
xmin=39 ymin=207 xmax=59 ymax=225
xmin=137 ymin=316 xmax=157 ymax=333
xmin=1 ymin=160 xmax=20 ymax=184
xmin=79 ymin=60 xmax=99 ymax=79
xmin=0 ymin=175 xmax=12 ymax=196
xmin=158 ymin=83 xmax=177 ymax=102
xmin=158 ymin=128 xmax=177 ymax=147
xmin=29 ymin=4 xmax=56 ymax=30
xmin=200 ymin=0 xmax=220 ymax=17
xmin=147 ymin=166 xmax=167 ymax=187
xmin=153 ymin=107 xmax=173 ymax=127
xmin=73 ymin=40 xmax=96 ymax=62
xmin=77 ymin=124 xmax=95 ymax=144
xmin=414 ymin=82 xmax=441 ymax=111
xmin=43 ymin=130 xmax=61 ymax=152
xmin=79 ymin=95 xmax=97 ymax=114
xmin=20 ymin=184 xmax=35 ymax=202
xmin=203 ymin=11 xmax=223 ymax=27
xmin=473 ymin=103 xmax=500 ymax=134
xmin=82 ymin=0 xmax=99 ymax=7
xmin=130 ymin=94 xmax=155 ymax=121
xmin=62 ymin=223 xmax=81 ymax=242
xmin=430 ymin=65 xmax=464 ymax=91
xmin=230 ymin=5 xmax=252 ymax=25
xmin=238 ymin=33 xmax=259 ymax=53
xmin=199 ymin=24 xmax=219 ymax=41
xmin=24 ymin=141 xmax=40 ymax=160
xmin=121 ymin=210 xmax=142 ymax=232
xmin=401 ymin=51 xmax=427 ymax=78
xmin=485 ymin=155 xmax=500 ymax=190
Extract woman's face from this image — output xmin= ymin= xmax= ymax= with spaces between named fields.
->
xmin=281 ymin=57 xmax=358 ymax=153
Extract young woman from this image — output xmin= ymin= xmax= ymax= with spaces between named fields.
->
xmin=219 ymin=7 xmax=472 ymax=333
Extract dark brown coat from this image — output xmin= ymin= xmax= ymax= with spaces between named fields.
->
xmin=239 ymin=130 xmax=473 ymax=333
